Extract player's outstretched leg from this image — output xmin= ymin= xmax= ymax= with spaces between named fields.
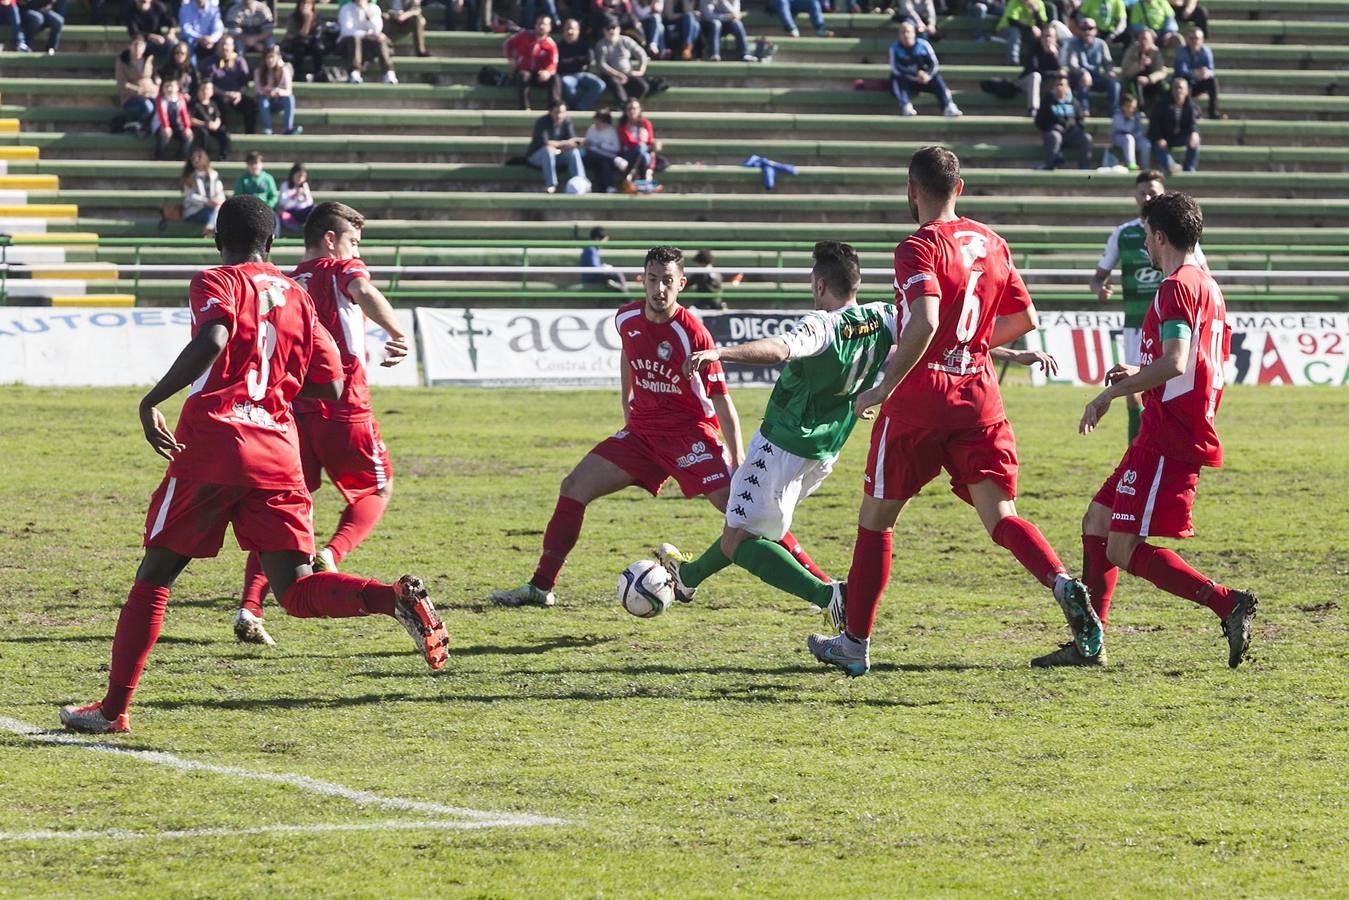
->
xmin=654 ymin=543 xmax=703 ymax=603
xmin=806 ymin=524 xmax=888 ymax=677
xmin=1124 ymin=542 xmax=1257 ymax=668
xmin=778 ymin=530 xmax=829 ymax=581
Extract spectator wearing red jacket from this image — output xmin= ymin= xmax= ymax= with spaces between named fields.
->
xmin=505 ymin=15 xmax=562 ymax=110
xmin=617 ymin=96 xmax=659 ymax=186
xmin=152 ymin=77 xmax=194 ymax=160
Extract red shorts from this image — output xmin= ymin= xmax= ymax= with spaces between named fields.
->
xmin=863 ymin=413 xmax=1019 ymax=505
xmin=298 ymin=414 xmax=393 ymax=505
xmin=143 ymin=476 xmax=314 ymax=558
xmin=592 ymin=425 xmax=732 ymax=498
xmin=1092 ymin=443 xmax=1200 ymax=538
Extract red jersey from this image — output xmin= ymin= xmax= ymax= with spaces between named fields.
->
xmin=617 ymin=301 xmax=727 ymax=435
xmin=503 ymin=31 xmax=558 ymax=76
xmin=884 ymin=217 xmax=1033 ymax=428
xmin=169 ymin=262 xmax=343 ymax=489
xmin=290 ymin=256 xmax=374 ymax=421
xmin=1138 ymin=262 xmax=1230 ymax=468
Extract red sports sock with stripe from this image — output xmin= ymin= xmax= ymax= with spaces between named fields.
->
xmin=778 ymin=530 xmax=829 ymax=581
xmin=991 ymin=516 xmax=1067 ymax=589
xmin=1127 ymin=543 xmax=1235 ymax=618
xmin=1082 ymin=534 xmax=1118 ymax=627
xmin=327 ymin=492 xmax=389 ymax=564
xmin=280 ymin=572 xmax=396 ymax=618
xmin=844 ymin=526 xmax=891 ymax=640
xmin=531 ymin=496 xmax=586 ymax=591
xmin=101 ymin=580 xmax=171 ymax=720
xmin=240 ymin=551 xmax=268 ymax=617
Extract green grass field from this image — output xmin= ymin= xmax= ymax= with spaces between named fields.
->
xmin=0 ymin=382 xmax=1345 ymax=897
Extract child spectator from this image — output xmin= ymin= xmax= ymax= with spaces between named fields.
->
xmin=117 ymin=35 xmax=160 ymax=136
xmin=255 ymin=43 xmax=301 ymax=135
xmin=189 ymin=80 xmax=231 ymax=159
xmin=1174 ymin=27 xmax=1219 ymax=118
xmin=1035 ymin=71 xmax=1093 ymax=169
xmin=124 ymin=0 xmax=178 ymax=61
xmin=557 ymin=18 xmax=606 ymax=111
xmin=281 ymin=0 xmax=324 ymax=83
xmin=18 ymin=0 xmax=64 ymax=54
xmin=277 ymin=162 xmax=314 ymax=231
xmin=1102 ymin=93 xmax=1147 ymax=169
xmin=505 ymin=15 xmax=562 ymax=110
xmin=700 ymin=0 xmax=755 ymax=62
xmin=592 ymin=15 xmax=650 ymax=104
xmin=235 ymin=150 xmax=280 ymax=208
xmin=1148 ymin=76 xmax=1200 ymax=172
xmin=181 ymin=146 xmax=225 ymax=236
xmin=580 ymin=226 xmax=628 ymax=290
xmin=526 ymin=101 xmax=585 ymax=193
xmin=889 ymin=21 xmax=960 ymax=117
xmin=210 ymin=35 xmax=258 ymax=133
xmin=618 ymin=96 xmax=659 ymax=190
xmin=583 ymin=106 xmax=626 ymax=192
xmin=339 ymin=0 xmax=398 ymax=84
xmin=160 ymin=39 xmax=200 ymax=96
xmin=384 ymin=0 xmax=430 ymax=58
xmin=179 ymin=0 xmax=224 ymax=65
xmin=152 ymin=77 xmax=194 ymax=160
xmin=224 ymin=0 xmax=273 ymax=53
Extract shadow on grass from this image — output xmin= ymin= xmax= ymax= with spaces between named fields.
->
xmin=351 ymin=660 xmax=992 ymax=679
xmin=0 ymin=633 xmax=212 ymax=646
xmin=278 ymin=634 xmax=618 ymax=661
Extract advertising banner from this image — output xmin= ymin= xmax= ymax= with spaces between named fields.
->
xmin=1027 ymin=311 xmax=1349 ymax=387
xmin=0 ymin=307 xmax=419 ymax=388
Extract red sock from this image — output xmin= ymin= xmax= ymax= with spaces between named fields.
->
xmin=101 ymin=580 xmax=171 ymax=719
xmin=531 ymin=496 xmax=586 ymax=591
xmin=778 ymin=530 xmax=829 ymax=581
xmin=280 ymin=572 xmax=396 ymax=618
xmin=326 ymin=492 xmax=388 ymax=564
xmin=240 ymin=551 xmax=268 ymax=617
xmin=1127 ymin=543 xmax=1235 ymax=618
xmin=991 ymin=516 xmax=1067 ymax=589
xmin=1082 ymin=534 xmax=1118 ymax=627
xmin=844 ymin=526 xmax=891 ymax=640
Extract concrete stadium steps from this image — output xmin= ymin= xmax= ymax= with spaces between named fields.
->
xmin=12 ymin=159 xmax=1349 ymax=198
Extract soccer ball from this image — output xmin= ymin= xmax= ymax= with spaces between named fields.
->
xmin=618 ymin=560 xmax=675 ymax=618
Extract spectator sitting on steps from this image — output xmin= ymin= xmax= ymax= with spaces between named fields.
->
xmin=152 ymin=77 xmax=194 ymax=160
xmin=505 ymin=14 xmax=562 ymax=110
xmin=526 ymin=100 xmax=585 ymax=193
xmin=189 ymin=80 xmax=231 ymax=159
xmin=1174 ymin=26 xmax=1219 ymax=119
xmin=339 ymin=0 xmax=398 ymax=84
xmin=116 ymin=35 xmax=160 ymax=136
xmin=580 ymin=227 xmax=628 ymax=291
xmin=888 ymin=21 xmax=961 ymax=118
xmin=1035 ymin=70 xmax=1094 ymax=170
xmin=1148 ymin=76 xmax=1200 ymax=172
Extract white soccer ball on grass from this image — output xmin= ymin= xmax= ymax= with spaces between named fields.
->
xmin=618 ymin=560 xmax=675 ymax=618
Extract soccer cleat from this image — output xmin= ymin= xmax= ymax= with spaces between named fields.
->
xmin=1053 ymin=575 xmax=1103 ymax=658
xmin=823 ymin=580 xmax=847 ymax=633
xmin=806 ymin=631 xmax=870 ymax=677
xmin=490 ymin=582 xmax=557 ymax=608
xmin=1030 ymin=641 xmax=1107 ymax=668
xmin=233 ymin=608 xmax=277 ymax=647
xmin=652 ymin=543 xmax=697 ymax=603
xmin=1221 ymin=590 xmax=1258 ymax=668
xmin=312 ymin=546 xmax=337 ymax=573
xmin=392 ymin=575 xmax=450 ymax=670
xmin=59 ymin=702 xmax=130 ymax=734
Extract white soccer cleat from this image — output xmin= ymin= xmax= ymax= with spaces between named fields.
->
xmin=823 ymin=580 xmax=847 ymax=633
xmin=806 ymin=631 xmax=870 ymax=677
xmin=392 ymin=575 xmax=450 ymax=670
xmin=490 ymin=582 xmax=557 ymax=607
xmin=652 ymin=542 xmax=697 ymax=603
xmin=312 ymin=546 xmax=337 ymax=573
xmin=233 ymin=608 xmax=277 ymax=647
xmin=59 ymin=701 xmax=130 ymax=734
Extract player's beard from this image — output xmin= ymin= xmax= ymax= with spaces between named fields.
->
xmin=908 ymin=197 xmax=920 ymax=224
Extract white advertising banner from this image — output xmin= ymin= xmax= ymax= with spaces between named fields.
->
xmin=1027 ymin=311 xmax=1349 ymax=387
xmin=0 ymin=307 xmax=419 ymax=388
xmin=417 ymin=307 xmax=623 ymax=386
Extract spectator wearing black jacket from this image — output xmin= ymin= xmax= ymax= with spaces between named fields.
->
xmin=1019 ymin=28 xmax=1064 ymax=115
xmin=189 ymin=80 xmax=231 ymax=159
xmin=124 ymin=0 xmax=178 ymax=60
xmin=556 ymin=18 xmax=606 ymax=110
xmin=281 ymin=0 xmax=325 ymax=83
xmin=1148 ymin=77 xmax=1200 ymax=172
xmin=1035 ymin=71 xmax=1093 ymax=169
xmin=159 ymin=39 xmax=201 ymax=97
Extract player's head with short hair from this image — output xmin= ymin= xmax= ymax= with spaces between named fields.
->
xmin=1141 ymin=191 xmax=1203 ymax=254
xmin=811 ymin=240 xmax=861 ymax=305
xmin=694 ymin=249 xmax=714 ymax=266
xmin=642 ymin=245 xmax=687 ymax=318
xmin=590 ymin=226 xmax=608 ymax=241
xmin=906 ymin=146 xmax=963 ymax=222
xmin=215 ymin=195 xmax=275 ymax=262
xmin=304 ymin=201 xmax=365 ymax=260
xmin=1134 ymin=167 xmax=1166 ymax=211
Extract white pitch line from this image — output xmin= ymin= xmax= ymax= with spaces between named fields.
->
xmin=0 ymin=820 xmax=529 ymax=843
xmin=0 ymin=715 xmax=565 ymax=831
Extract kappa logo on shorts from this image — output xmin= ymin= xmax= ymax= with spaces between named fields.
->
xmin=745 ymin=474 xmax=760 ymax=486
xmin=675 ymin=441 xmax=715 ymax=469
xmin=1117 ymin=469 xmax=1138 ymax=497
xmin=752 ymin=459 xmax=768 ymax=470
xmin=738 ymin=490 xmax=753 ymax=502
xmin=657 ymin=341 xmax=673 ymax=361
xmin=731 ymin=505 xmax=748 ymax=517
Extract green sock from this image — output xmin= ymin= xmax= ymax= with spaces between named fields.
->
xmin=733 ymin=538 xmax=833 ymax=607
xmin=1127 ymin=406 xmax=1142 ymax=443
xmin=680 ymin=540 xmax=732 ymax=588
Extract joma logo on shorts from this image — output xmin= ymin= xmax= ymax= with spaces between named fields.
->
xmin=1112 ymin=513 xmax=1137 ymax=522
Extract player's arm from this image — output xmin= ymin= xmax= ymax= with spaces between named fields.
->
xmin=619 ymin=346 xmax=631 ymax=425
xmin=1091 ymin=227 xmax=1120 ymax=301
xmin=1089 ymin=265 xmax=1113 ymax=302
xmin=710 ymin=391 xmax=745 ymax=469
xmin=853 ymin=294 xmax=939 ymax=419
xmin=297 ymin=320 xmax=345 ymax=401
xmin=988 ymin=305 xmax=1037 ymax=350
xmin=990 ymin=345 xmax=1058 ymax=374
xmin=138 ymin=321 xmax=229 ymax=461
xmin=1080 ymin=333 xmax=1189 ymax=435
xmin=346 ymin=276 xmax=409 ymax=367
xmin=684 ymin=336 xmax=789 ymax=374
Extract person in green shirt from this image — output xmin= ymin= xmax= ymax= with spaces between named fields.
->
xmin=234 ymin=150 xmax=280 ymax=211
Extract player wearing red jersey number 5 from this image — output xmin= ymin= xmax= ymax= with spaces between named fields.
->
xmin=1037 ymin=191 xmax=1258 ymax=669
xmin=807 ymin=147 xmax=1099 ymax=678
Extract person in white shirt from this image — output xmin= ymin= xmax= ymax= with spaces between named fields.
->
xmin=338 ymin=0 xmax=398 ymax=83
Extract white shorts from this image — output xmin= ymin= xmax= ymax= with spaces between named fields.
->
xmin=724 ymin=429 xmax=835 ymax=541
xmin=1122 ymin=327 xmax=1143 ymax=366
